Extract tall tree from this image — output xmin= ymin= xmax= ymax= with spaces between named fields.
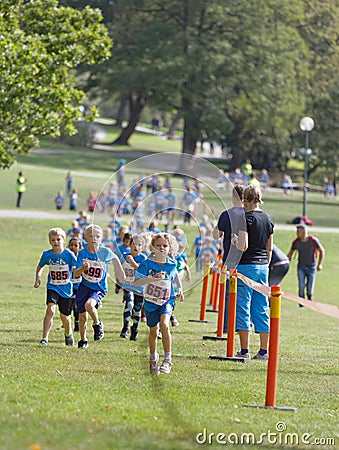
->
xmin=66 ymin=0 xmax=338 ymax=173
xmin=91 ymin=1 xmax=309 ymax=163
xmin=0 ymin=0 xmax=111 ymax=169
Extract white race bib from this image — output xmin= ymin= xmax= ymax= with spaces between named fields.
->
xmin=144 ymin=279 xmax=171 ymax=305
xmin=72 ymin=274 xmax=82 ymax=284
xmin=82 ymin=259 xmax=103 ymax=283
xmin=123 ymin=261 xmax=135 ymax=284
xmin=49 ymin=264 xmax=70 ymax=286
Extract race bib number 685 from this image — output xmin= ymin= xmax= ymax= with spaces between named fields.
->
xmin=49 ymin=264 xmax=70 ymax=285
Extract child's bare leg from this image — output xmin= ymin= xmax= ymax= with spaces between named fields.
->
xmin=42 ymin=303 xmax=56 ymax=340
xmin=159 ymin=314 xmax=171 ymax=354
xmin=149 ymin=325 xmax=158 ymax=354
xmin=79 ymin=312 xmax=87 ymax=341
xmin=60 ymin=313 xmax=72 ymax=335
xmin=85 ymin=298 xmax=99 ymax=325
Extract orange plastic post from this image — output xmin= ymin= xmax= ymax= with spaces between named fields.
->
xmin=199 ymin=260 xmax=211 ymax=321
xmin=216 ymin=265 xmax=227 ymax=337
xmin=226 ymin=269 xmax=237 ymax=357
xmin=265 ymin=285 xmax=281 ymax=407
xmin=212 ymin=255 xmax=222 ymax=311
xmin=209 ymin=261 xmax=218 ymax=307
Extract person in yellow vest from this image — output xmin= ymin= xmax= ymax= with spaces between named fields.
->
xmin=16 ymin=171 xmax=27 ymax=207
xmin=248 ymin=171 xmax=261 ymax=190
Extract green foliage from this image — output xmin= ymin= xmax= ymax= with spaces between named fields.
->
xmin=0 ymin=0 xmax=111 ymax=169
xmin=70 ymin=0 xmax=339 ymax=173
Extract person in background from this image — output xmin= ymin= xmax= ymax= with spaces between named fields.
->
xmin=54 ymin=191 xmax=65 ymax=210
xmin=119 ymin=236 xmax=147 ymax=340
xmin=69 ymin=188 xmax=78 ymax=211
xmin=68 ymin=237 xmax=83 ymax=333
xmin=287 ymin=223 xmax=324 ymax=305
xmin=16 ymin=171 xmax=27 ymax=208
xmin=260 ymin=169 xmax=270 ymax=191
xmin=213 ymin=185 xmax=245 ymax=334
xmin=234 ymin=185 xmax=274 ymax=361
xmin=65 ymin=172 xmax=73 ymax=195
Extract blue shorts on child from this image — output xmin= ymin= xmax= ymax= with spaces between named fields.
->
xmin=144 ymin=300 xmax=173 ymax=328
xmin=75 ymin=283 xmax=105 ymax=313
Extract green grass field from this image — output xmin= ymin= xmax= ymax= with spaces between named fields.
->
xmin=0 ymin=139 xmax=338 ymax=450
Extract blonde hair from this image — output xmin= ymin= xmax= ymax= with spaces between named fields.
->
xmin=243 ymin=185 xmax=262 ymax=204
xmin=48 ymin=227 xmax=66 ymax=240
xmin=84 ymin=224 xmax=103 ymax=238
xmin=150 ymin=233 xmax=174 ymax=255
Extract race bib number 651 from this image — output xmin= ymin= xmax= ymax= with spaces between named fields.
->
xmin=144 ymin=279 xmax=171 ymax=305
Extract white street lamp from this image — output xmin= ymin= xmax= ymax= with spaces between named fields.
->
xmin=299 ymin=117 xmax=314 ymax=217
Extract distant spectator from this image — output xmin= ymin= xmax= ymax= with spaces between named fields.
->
xmin=260 ymin=169 xmax=270 ymax=190
xmin=248 ymin=171 xmax=261 ymax=190
xmin=233 ymin=168 xmax=245 ymax=185
xmin=69 ymin=188 xmax=78 ymax=211
xmin=65 ymin=172 xmax=73 ymax=195
xmin=116 ymin=159 xmax=126 ymax=187
xmin=241 ymin=159 xmax=253 ymax=181
xmin=287 ymin=223 xmax=325 ymax=305
xmin=86 ymin=191 xmax=97 ymax=213
xmin=324 ymin=178 xmax=335 ymax=199
xmin=16 ymin=171 xmax=27 ymax=208
xmin=281 ymin=173 xmax=293 ymax=196
xmin=54 ymin=191 xmax=65 ymax=210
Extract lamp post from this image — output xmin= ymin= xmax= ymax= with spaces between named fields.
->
xmin=299 ymin=116 xmax=314 ymax=217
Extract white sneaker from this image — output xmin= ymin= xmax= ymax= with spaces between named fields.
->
xmin=160 ymin=359 xmax=173 ymax=374
xmin=252 ymin=351 xmax=268 ymax=361
xmin=235 ymin=350 xmax=250 ymax=361
xmin=149 ymin=354 xmax=160 ymax=375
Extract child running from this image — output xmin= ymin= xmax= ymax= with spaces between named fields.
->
xmin=120 ymin=235 xmax=147 ymax=340
xmin=68 ymin=237 xmax=83 ymax=333
xmin=134 ymin=233 xmax=184 ymax=375
xmin=74 ymin=224 xmax=125 ymax=349
xmin=34 ymin=227 xmax=77 ymax=346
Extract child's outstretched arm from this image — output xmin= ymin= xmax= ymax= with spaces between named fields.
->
xmin=34 ymin=265 xmax=43 ymax=288
xmin=134 ymin=272 xmax=165 ymax=287
xmin=184 ymin=264 xmax=191 ymax=282
xmin=174 ymin=272 xmax=184 ymax=302
xmin=125 ymin=254 xmax=139 ymax=269
xmin=74 ymin=261 xmax=90 ymax=278
xmin=112 ymin=257 xmax=126 ymax=284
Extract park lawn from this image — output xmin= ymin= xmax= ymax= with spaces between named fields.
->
xmin=2 ymin=145 xmax=339 ymax=228
xmin=0 ymin=218 xmax=338 ymax=450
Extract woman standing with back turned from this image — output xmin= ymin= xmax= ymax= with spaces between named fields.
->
xmin=234 ymin=185 xmax=274 ymax=361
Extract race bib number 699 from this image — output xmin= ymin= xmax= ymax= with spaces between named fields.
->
xmin=83 ymin=260 xmax=103 ymax=283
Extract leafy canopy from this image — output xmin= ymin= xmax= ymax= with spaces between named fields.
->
xmin=0 ymin=0 xmax=111 ymax=169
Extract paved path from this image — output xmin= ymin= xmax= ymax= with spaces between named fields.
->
xmin=1 ymin=209 xmax=338 ymax=233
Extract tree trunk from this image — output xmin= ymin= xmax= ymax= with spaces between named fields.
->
xmin=166 ymin=112 xmax=181 ymax=139
xmin=176 ymin=113 xmax=197 ymax=176
xmin=113 ymin=93 xmax=147 ymax=145
xmin=115 ymin=94 xmax=128 ymax=126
